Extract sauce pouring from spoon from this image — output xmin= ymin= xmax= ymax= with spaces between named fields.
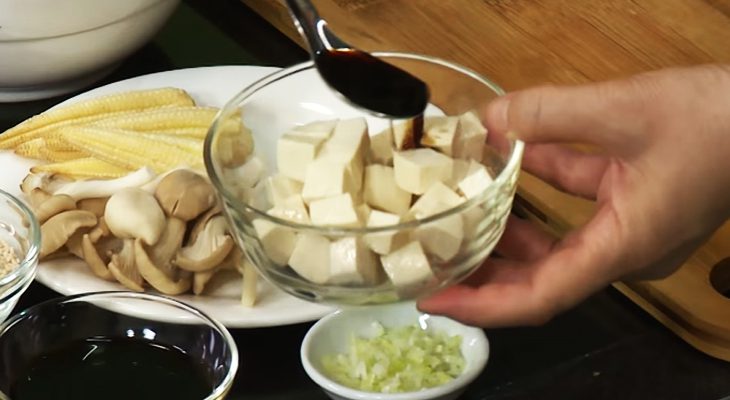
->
xmin=285 ymin=0 xmax=430 ymax=120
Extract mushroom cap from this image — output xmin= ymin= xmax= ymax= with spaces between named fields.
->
xmin=105 ymin=187 xmax=166 ymax=246
xmin=154 ymin=169 xmax=216 ymax=221
xmin=40 ymin=210 xmax=97 ymax=259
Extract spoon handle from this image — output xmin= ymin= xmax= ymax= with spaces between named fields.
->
xmin=285 ymin=0 xmax=347 ymax=53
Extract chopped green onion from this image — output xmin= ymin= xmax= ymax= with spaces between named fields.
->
xmin=321 ymin=322 xmax=465 ymax=393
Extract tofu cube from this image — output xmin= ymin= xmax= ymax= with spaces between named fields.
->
xmin=288 ymin=233 xmax=331 ymax=284
xmin=453 ymin=111 xmax=488 ymax=161
xmin=393 ymin=148 xmax=454 ymax=195
xmin=412 ymin=214 xmax=464 ymax=261
xmin=409 ymin=182 xmax=465 ymax=219
xmin=421 ymin=116 xmax=459 ymax=156
xmin=392 ymin=119 xmax=416 ymax=150
xmin=380 ymin=241 xmax=435 ymax=290
xmin=290 ymin=119 xmax=338 ymax=140
xmin=267 ymin=194 xmax=310 ymax=224
xmin=223 ymin=155 xmax=266 ymax=190
xmin=448 ymin=159 xmax=471 ymax=190
xmin=319 ymin=118 xmax=369 ymax=191
xmin=264 ymin=174 xmax=303 ymax=207
xmin=369 ymin=126 xmax=394 ymax=165
xmin=458 ymin=161 xmax=494 ymax=199
xmin=329 ymin=237 xmax=382 ymax=285
xmin=301 ymin=158 xmax=358 ymax=204
xmin=364 ymin=210 xmax=406 ymax=255
xmin=357 ymin=203 xmax=371 ymax=225
xmin=253 ymin=219 xmax=297 ymax=265
xmin=363 ymin=165 xmax=411 ymax=215
xmin=277 ymin=134 xmax=325 ymax=181
xmin=309 ymin=193 xmax=360 ymax=227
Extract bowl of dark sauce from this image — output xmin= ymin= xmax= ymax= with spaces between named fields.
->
xmin=0 ymin=291 xmax=238 ymax=400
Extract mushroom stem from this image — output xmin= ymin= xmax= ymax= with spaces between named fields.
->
xmin=40 ymin=210 xmax=97 ymax=259
xmin=135 ymin=239 xmax=192 ymax=295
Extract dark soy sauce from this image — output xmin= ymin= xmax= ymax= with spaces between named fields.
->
xmin=315 ymin=48 xmax=430 ymax=119
xmin=10 ymin=337 xmax=213 ymax=400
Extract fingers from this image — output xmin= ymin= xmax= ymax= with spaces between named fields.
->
xmin=484 ymin=80 xmax=649 ymax=153
xmin=522 ymin=143 xmax=610 ymax=199
xmin=494 ymin=215 xmax=556 ymax=262
xmin=418 ymin=206 xmax=623 ymax=327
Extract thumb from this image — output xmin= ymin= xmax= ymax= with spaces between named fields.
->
xmin=485 ymin=80 xmax=647 ymax=152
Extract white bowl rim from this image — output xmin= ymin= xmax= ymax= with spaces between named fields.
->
xmin=300 ymin=303 xmax=489 ymax=400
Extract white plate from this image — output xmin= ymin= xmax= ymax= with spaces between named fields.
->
xmin=0 ymin=66 xmax=336 ymax=328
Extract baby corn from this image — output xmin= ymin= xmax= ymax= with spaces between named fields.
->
xmin=31 ymin=157 xmax=131 ymax=179
xmin=90 ymin=106 xmax=218 ymax=132
xmin=0 ymin=87 xmax=195 ymax=149
xmin=60 ymin=126 xmax=203 ymax=173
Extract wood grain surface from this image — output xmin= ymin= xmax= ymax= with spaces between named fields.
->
xmin=242 ymin=0 xmax=730 ymax=361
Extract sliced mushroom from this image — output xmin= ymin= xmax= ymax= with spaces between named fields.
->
xmin=35 ymin=194 xmax=76 ymax=223
xmin=81 ymin=234 xmax=114 ymax=281
xmin=77 ymin=197 xmax=109 ymax=218
xmin=176 ymin=215 xmax=234 ymax=272
xmin=105 ymin=188 xmax=166 ymax=246
xmin=154 ymin=169 xmax=216 ymax=221
xmin=150 ymin=217 xmax=186 ymax=264
xmin=88 ymin=217 xmax=110 ymax=241
xmin=187 ymin=203 xmax=222 ymax=244
xmin=66 ymin=218 xmax=110 ymax=259
xmin=135 ymin=238 xmax=192 ymax=295
xmin=108 ymin=239 xmax=144 ymax=292
xmin=40 ymin=210 xmax=97 ymax=259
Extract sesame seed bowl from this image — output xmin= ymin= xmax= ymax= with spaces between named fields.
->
xmin=0 ymin=189 xmax=40 ymax=324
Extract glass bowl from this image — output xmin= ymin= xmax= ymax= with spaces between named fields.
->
xmin=0 ymin=291 xmax=238 ymax=400
xmin=205 ymin=52 xmax=524 ymax=306
xmin=0 ymin=189 xmax=40 ymax=324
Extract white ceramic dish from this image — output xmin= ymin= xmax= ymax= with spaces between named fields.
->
xmin=0 ymin=66 xmax=336 ymax=328
xmin=0 ymin=0 xmax=180 ymax=102
xmin=301 ymin=302 xmax=489 ymax=400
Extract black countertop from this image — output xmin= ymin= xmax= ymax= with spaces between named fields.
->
xmin=5 ymin=1 xmax=730 ymax=399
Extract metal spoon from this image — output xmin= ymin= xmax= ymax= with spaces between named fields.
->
xmin=285 ymin=0 xmax=429 ymax=119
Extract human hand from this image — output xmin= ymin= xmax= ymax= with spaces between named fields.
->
xmin=418 ymin=65 xmax=730 ymax=327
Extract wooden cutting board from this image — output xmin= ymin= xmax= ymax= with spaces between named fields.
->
xmin=242 ymin=0 xmax=730 ymax=361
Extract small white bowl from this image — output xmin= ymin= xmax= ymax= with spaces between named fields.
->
xmin=301 ymin=302 xmax=489 ymax=400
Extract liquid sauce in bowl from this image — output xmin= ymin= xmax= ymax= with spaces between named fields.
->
xmin=10 ymin=337 xmax=212 ymax=400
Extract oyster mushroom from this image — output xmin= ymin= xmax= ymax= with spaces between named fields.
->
xmin=28 ymin=188 xmax=51 ymax=209
xmin=187 ymin=204 xmax=222 ymax=244
xmin=135 ymin=238 xmax=192 ymax=295
xmin=81 ymin=234 xmax=114 ymax=281
xmin=105 ymin=187 xmax=166 ymax=246
xmin=77 ymin=197 xmax=109 ymax=218
xmin=176 ymin=215 xmax=234 ymax=272
xmin=52 ymin=167 xmax=156 ymax=201
xmin=40 ymin=210 xmax=97 ymax=259
xmin=108 ymin=239 xmax=144 ymax=292
xmin=34 ymin=194 xmax=76 ymax=223
xmin=154 ymin=169 xmax=216 ymax=221
xmin=66 ymin=218 xmax=109 ymax=259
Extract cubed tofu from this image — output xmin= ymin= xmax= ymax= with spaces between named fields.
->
xmin=288 ymin=233 xmax=331 ymax=284
xmin=319 ymin=118 xmax=369 ymax=191
xmin=392 ymin=119 xmax=416 ymax=150
xmin=413 ymin=214 xmax=464 ymax=261
xmin=301 ymin=158 xmax=358 ymax=204
xmin=458 ymin=160 xmax=494 ymax=199
xmin=448 ymin=159 xmax=471 ymax=190
xmin=393 ymin=148 xmax=454 ymax=195
xmin=357 ymin=203 xmax=372 ymax=225
xmin=421 ymin=116 xmax=460 ymax=156
xmin=329 ymin=237 xmax=382 ymax=285
xmin=309 ymin=193 xmax=360 ymax=227
xmin=409 ymin=181 xmax=465 ymax=219
xmin=364 ymin=210 xmax=406 ymax=255
xmin=277 ymin=134 xmax=325 ymax=181
xmin=264 ymin=174 xmax=303 ymax=207
xmin=453 ymin=111 xmax=488 ymax=161
xmin=290 ymin=119 xmax=338 ymax=140
xmin=253 ymin=219 xmax=297 ymax=265
xmin=267 ymin=194 xmax=310 ymax=224
xmin=380 ymin=241 xmax=435 ymax=291
xmin=363 ymin=165 xmax=411 ymax=215
xmin=369 ymin=126 xmax=394 ymax=165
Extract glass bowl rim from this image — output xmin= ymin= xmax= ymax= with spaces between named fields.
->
xmin=0 ymin=189 xmax=40 ymax=288
xmin=204 ymin=51 xmax=525 ymax=235
xmin=0 ymin=290 xmax=239 ymax=400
